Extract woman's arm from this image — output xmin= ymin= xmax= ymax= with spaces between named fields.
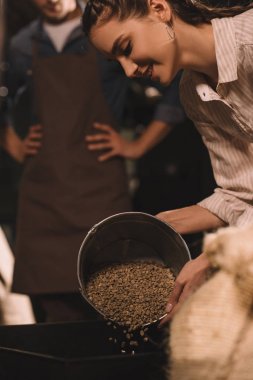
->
xmin=156 ymin=204 xmax=226 ymax=235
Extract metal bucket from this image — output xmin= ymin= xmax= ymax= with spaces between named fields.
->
xmin=77 ymin=212 xmax=191 ymax=321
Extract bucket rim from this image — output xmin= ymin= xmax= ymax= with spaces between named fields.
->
xmin=77 ymin=211 xmax=191 ymax=290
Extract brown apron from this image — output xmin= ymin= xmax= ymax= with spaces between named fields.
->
xmin=12 ymin=43 xmax=131 ymax=295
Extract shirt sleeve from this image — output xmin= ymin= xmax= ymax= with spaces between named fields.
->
xmin=198 ymin=191 xmax=253 ymax=227
xmin=195 ymin=124 xmax=253 ymax=227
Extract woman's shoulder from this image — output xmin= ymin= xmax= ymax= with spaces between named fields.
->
xmin=234 ymin=10 xmax=253 ymax=76
xmin=233 ymin=8 xmax=253 ymax=45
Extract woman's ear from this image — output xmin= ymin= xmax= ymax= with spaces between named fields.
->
xmin=149 ymin=0 xmax=172 ymax=22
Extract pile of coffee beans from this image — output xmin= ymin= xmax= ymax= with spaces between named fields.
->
xmin=86 ymin=261 xmax=175 ymax=331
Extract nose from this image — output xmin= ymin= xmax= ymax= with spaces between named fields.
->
xmin=118 ymin=58 xmax=139 ymax=78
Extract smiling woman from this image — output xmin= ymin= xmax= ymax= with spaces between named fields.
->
xmin=83 ymin=0 xmax=253 ymax=85
xmin=82 ymin=0 xmax=253 ymax=321
xmin=84 ymin=0 xmax=179 ymax=84
xmin=91 ymin=15 xmax=178 ymax=83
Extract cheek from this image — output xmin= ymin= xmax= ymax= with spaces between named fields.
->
xmin=131 ymin=44 xmax=154 ymax=64
xmin=133 ymin=35 xmax=167 ymax=63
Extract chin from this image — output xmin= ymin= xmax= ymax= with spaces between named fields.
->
xmin=159 ymin=77 xmax=172 ymax=86
xmin=163 ymin=71 xmax=178 ymax=86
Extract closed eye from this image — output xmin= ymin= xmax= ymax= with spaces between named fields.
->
xmin=123 ymin=41 xmax=132 ymax=57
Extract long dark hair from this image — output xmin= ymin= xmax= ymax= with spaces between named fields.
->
xmin=82 ymin=0 xmax=253 ymax=36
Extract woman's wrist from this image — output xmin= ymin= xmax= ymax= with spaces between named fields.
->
xmin=194 ymin=252 xmax=210 ymax=268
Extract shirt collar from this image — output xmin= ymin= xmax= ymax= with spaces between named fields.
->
xmin=211 ymin=15 xmax=238 ymax=84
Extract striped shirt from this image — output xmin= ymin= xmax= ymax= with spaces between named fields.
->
xmin=180 ymin=9 xmax=253 ymax=227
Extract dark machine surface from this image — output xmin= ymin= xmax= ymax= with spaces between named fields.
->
xmin=0 ymin=319 xmax=169 ymax=380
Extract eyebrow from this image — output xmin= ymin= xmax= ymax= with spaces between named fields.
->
xmin=111 ymin=34 xmax=125 ymax=56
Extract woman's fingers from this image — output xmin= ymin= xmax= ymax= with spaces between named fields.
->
xmin=158 ymin=282 xmax=184 ymax=327
xmin=158 ymin=313 xmax=170 ymax=327
xmin=159 ymin=266 xmax=211 ymax=328
xmin=166 ymin=281 xmax=184 ymax=311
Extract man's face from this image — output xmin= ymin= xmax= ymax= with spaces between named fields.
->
xmin=32 ymin=0 xmax=77 ymax=21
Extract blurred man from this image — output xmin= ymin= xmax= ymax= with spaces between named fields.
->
xmin=1 ymin=0 xmax=131 ymax=322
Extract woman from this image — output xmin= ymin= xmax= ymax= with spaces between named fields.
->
xmin=82 ymin=0 xmax=253 ymax=322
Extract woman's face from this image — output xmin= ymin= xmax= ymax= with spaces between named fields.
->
xmin=90 ymin=14 xmax=180 ymax=86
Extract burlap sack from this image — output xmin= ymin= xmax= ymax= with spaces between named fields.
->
xmin=170 ymin=224 xmax=253 ymax=380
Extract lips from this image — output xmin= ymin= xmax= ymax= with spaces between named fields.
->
xmin=143 ymin=64 xmax=153 ymax=79
xmin=147 ymin=65 xmax=153 ymax=79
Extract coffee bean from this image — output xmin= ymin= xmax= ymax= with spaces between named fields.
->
xmin=86 ymin=262 xmax=175 ymax=331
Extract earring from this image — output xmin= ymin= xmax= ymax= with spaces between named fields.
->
xmin=165 ymin=22 xmax=175 ymax=40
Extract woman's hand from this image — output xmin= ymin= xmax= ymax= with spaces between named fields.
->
xmin=159 ymin=253 xmax=211 ymax=326
xmin=85 ymin=122 xmax=141 ymax=161
xmin=156 ymin=205 xmax=225 ymax=326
